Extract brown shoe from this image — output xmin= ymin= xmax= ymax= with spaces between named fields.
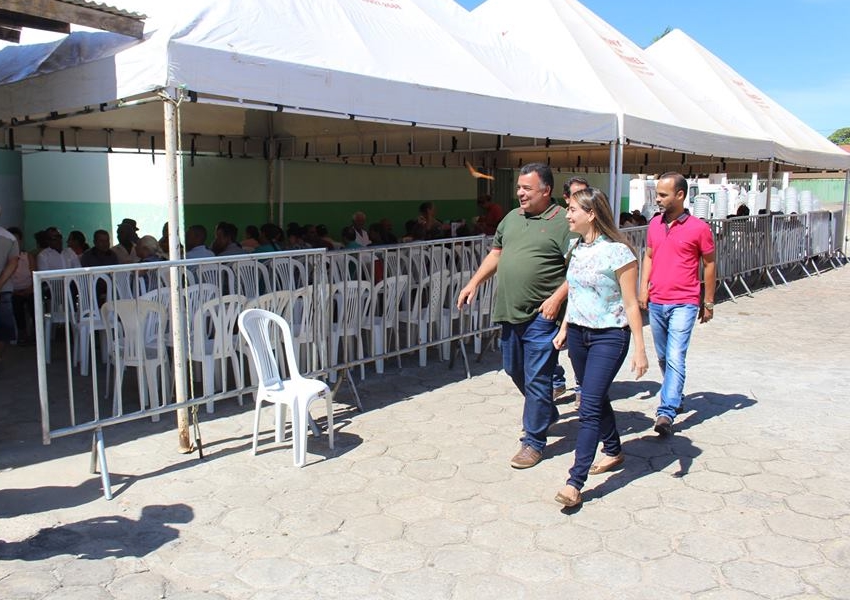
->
xmin=510 ymin=444 xmax=543 ymax=469
xmin=589 ymin=453 xmax=625 ymax=475
xmin=554 ymin=484 xmax=582 ymax=508
xmin=654 ymin=415 xmax=673 ymax=437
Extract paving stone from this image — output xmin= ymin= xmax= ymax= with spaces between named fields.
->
xmin=106 ymin=572 xmax=168 ymax=599
xmin=821 ymin=537 xmax=850 ymax=568
xmin=510 ymin=501 xmax=570 ymax=528
xmin=339 ymin=514 xmax=404 ymax=543
xmin=454 ymin=572 xmax=526 ymax=600
xmin=722 ymin=444 xmax=779 ymax=462
xmin=721 ymin=561 xmax=805 ymax=599
xmin=41 ymin=586 xmax=112 ymax=600
xmin=276 ymin=510 xmax=343 ymax=539
xmin=379 ymin=568 xmax=455 ymax=600
xmin=568 ymin=504 xmax=633 ymax=532
xmin=535 ymin=521 xmax=602 ymax=556
xmin=289 ymin=533 xmax=358 ymax=566
xmin=441 ymin=497 xmax=500 ymax=526
xmin=660 ymin=487 xmax=725 ymax=513
xmin=570 ymin=551 xmax=641 ymax=589
xmin=643 ymin=554 xmax=718 ymax=593
xmin=435 ymin=444 xmax=490 ymax=466
xmin=311 ymin=472 xmax=369 ymax=495
xmin=301 ymin=563 xmax=380 ymax=598
xmin=785 ymin=493 xmax=849 ymax=519
xmin=692 ymin=588 xmax=766 ymax=600
xmin=682 ymin=470 xmax=744 ymax=494
xmin=365 ymin=475 xmax=426 ymax=502
xmin=676 ymin=531 xmax=746 ymax=563
xmin=469 ymin=519 xmax=534 ymax=552
xmin=800 ymin=564 xmax=850 ymax=600
xmin=605 ymin=525 xmax=672 ymax=560
xmin=404 ymin=518 xmax=468 ymax=547
xmin=703 ymin=457 xmax=762 ymax=477
xmin=384 ymin=495 xmax=445 ymax=522
xmin=457 ymin=462 xmax=512 ymax=484
xmin=350 ymin=455 xmax=405 ymax=477
xmin=219 ymin=506 xmax=280 ymax=534
xmin=266 ymin=489 xmax=328 ymax=514
xmin=403 ymin=459 xmax=457 ymax=481
xmin=741 ymin=473 xmax=804 ymax=496
xmin=765 ymin=512 xmax=839 ymax=542
xmin=170 ymin=549 xmax=244 ymax=578
xmin=633 ymin=507 xmax=700 ymax=537
xmin=429 ymin=544 xmax=498 ymax=575
xmin=744 ymin=534 xmax=823 ymax=568
xmin=355 ymin=540 xmax=426 ymax=573
xmin=235 ymin=557 xmax=303 ymax=589
xmin=323 ymin=493 xmax=381 ymax=519
xmin=385 ymin=442 xmax=440 ymax=462
xmin=54 ymin=558 xmax=115 ymax=586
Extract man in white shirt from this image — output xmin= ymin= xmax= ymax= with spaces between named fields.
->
xmin=36 ymin=228 xmax=69 ymax=271
xmin=112 ymin=218 xmax=140 ymax=264
xmin=0 ymin=209 xmax=20 ymax=364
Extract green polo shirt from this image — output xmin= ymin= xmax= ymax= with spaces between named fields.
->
xmin=492 ymin=202 xmax=574 ymax=324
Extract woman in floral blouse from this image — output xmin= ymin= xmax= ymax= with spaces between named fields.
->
xmin=552 ymin=188 xmax=648 ymax=508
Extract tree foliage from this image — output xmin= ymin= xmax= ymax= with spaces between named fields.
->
xmin=828 ymin=127 xmax=850 ymax=145
xmin=650 ymin=26 xmax=673 ymax=46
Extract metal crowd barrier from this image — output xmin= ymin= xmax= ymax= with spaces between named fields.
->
xmin=33 ymin=236 xmax=499 ymax=496
xmin=32 ymin=213 xmax=845 ymax=497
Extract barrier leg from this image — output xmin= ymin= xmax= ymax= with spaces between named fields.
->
xmin=90 ymin=428 xmax=113 ymax=501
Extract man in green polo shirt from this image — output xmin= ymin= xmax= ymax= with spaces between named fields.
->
xmin=457 ymin=163 xmax=572 ymax=469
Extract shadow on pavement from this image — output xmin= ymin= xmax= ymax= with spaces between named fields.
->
xmin=549 ymin=390 xmax=756 ymax=505
xmin=0 ymin=503 xmax=193 ymax=560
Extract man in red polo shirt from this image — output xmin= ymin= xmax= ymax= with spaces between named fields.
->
xmin=639 ymin=172 xmax=716 ymax=436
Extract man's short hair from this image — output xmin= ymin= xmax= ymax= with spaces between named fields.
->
xmin=564 ymin=176 xmax=589 ymax=197
xmin=218 ymin=222 xmax=238 ymax=241
xmin=519 ymin=163 xmax=554 ymax=192
xmin=187 ymin=224 xmax=207 ymax=241
xmin=659 ymin=172 xmax=688 ymax=197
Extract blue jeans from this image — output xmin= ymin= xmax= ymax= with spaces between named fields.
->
xmin=501 ymin=314 xmax=560 ymax=452
xmin=566 ymin=324 xmax=630 ymax=490
xmin=648 ymin=303 xmax=699 ymax=421
xmin=0 ymin=292 xmax=14 ymax=343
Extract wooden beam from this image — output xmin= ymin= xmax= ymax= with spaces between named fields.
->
xmin=0 ymin=24 xmax=20 ymax=42
xmin=0 ymin=9 xmax=69 ymax=34
xmin=0 ymin=0 xmax=144 ymax=38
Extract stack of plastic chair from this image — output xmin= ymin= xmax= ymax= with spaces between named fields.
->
xmin=238 ymin=308 xmax=334 ymax=467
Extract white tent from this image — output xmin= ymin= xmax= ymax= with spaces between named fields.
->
xmin=645 ymin=29 xmax=850 ymax=171
xmin=472 ymin=0 xmax=775 ymax=162
xmin=0 ymin=0 xmax=617 ymax=150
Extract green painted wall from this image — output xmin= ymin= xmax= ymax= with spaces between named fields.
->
xmin=788 ymin=178 xmax=847 ymax=208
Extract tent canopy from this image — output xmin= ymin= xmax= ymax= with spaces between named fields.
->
xmin=646 ymin=29 xmax=850 ymax=170
xmin=0 ymin=0 xmax=617 ymax=159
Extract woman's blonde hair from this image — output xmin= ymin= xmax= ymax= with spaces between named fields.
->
xmin=569 ymin=188 xmax=635 ymax=256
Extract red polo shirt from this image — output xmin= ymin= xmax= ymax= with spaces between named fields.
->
xmin=646 ymin=210 xmax=714 ymax=305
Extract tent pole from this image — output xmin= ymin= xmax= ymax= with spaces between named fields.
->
xmin=614 ymin=139 xmax=624 ymax=216
xmin=267 ymin=113 xmax=275 ymax=223
xmin=766 ymin=159 xmax=774 ymax=211
xmin=163 ymin=88 xmax=192 ymax=454
xmin=842 ymin=169 xmax=849 ymax=255
xmin=608 ymin=142 xmax=616 ymax=203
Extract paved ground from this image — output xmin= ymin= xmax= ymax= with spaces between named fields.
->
xmin=1 ymin=266 xmax=849 ymax=599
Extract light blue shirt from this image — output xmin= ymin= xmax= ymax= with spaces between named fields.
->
xmin=566 ymin=236 xmax=636 ymax=329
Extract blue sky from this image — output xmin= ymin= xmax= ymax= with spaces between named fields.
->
xmin=454 ymin=0 xmax=849 ymax=138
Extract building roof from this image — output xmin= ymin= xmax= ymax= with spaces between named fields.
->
xmin=0 ymin=0 xmax=145 ymax=43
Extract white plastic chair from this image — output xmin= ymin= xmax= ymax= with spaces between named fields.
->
xmin=398 ymin=270 xmax=450 ymax=366
xmin=471 ymin=274 xmax=496 ymax=353
xmin=102 ymin=299 xmax=171 ymax=417
xmin=367 ymin=274 xmax=408 ymax=374
xmin=234 ymin=260 xmax=271 ymax=299
xmin=329 ymin=280 xmax=371 ymax=381
xmin=67 ymin=273 xmax=111 ymax=376
xmin=198 ymin=263 xmax=235 ymax=294
xmin=42 ymin=278 xmax=70 ymax=364
xmin=190 ymin=294 xmax=247 ymax=413
xmin=238 ymin=308 xmax=334 ymax=467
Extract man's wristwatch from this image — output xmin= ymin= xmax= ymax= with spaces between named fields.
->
xmin=703 ymin=302 xmax=715 ymax=310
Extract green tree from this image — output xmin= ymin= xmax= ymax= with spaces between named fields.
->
xmin=649 ymin=26 xmax=673 ymax=46
xmin=828 ymin=127 xmax=850 ymax=145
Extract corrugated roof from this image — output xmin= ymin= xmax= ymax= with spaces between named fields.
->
xmin=55 ymin=0 xmax=146 ymax=21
